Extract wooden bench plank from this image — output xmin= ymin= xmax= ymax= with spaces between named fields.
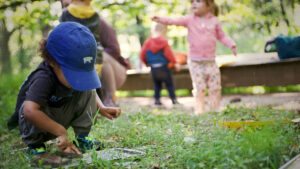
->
xmin=119 ymin=53 xmax=300 ymax=91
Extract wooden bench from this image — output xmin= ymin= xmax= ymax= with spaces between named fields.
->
xmin=119 ymin=53 xmax=300 ymax=91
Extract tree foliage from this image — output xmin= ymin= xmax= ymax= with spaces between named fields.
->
xmin=0 ymin=0 xmax=58 ymax=74
xmin=0 ymin=0 xmax=299 ymax=74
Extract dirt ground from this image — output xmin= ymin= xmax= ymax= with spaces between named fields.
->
xmin=118 ymin=92 xmax=300 ymax=112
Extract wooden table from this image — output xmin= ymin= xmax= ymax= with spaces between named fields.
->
xmin=119 ymin=53 xmax=300 ymax=91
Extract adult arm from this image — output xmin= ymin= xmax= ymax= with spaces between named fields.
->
xmin=98 ymin=16 xmax=129 ymax=68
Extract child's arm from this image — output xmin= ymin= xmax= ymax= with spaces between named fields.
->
xmin=96 ymin=93 xmax=121 ymax=120
xmin=164 ymin=43 xmax=181 ymax=71
xmin=23 ymin=101 xmax=81 ymax=154
xmin=152 ymin=16 xmax=189 ymax=27
xmin=215 ymin=20 xmax=237 ymax=56
xmin=140 ymin=40 xmax=149 ymax=66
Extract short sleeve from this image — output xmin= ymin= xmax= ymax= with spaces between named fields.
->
xmin=25 ymin=77 xmax=54 ymax=107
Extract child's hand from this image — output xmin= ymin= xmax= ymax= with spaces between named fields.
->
xmin=174 ymin=63 xmax=181 ymax=72
xmin=99 ymin=107 xmax=121 ymax=120
xmin=152 ymin=16 xmax=159 ymax=22
xmin=231 ymin=46 xmax=237 ymax=56
xmin=56 ymin=135 xmax=81 ymax=154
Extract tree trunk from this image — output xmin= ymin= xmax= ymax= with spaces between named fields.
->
xmin=0 ymin=20 xmax=12 ymax=74
xmin=136 ymin=15 xmax=146 ymax=46
xmin=265 ymin=22 xmax=271 ymax=34
xmin=17 ymin=28 xmax=27 ymax=70
xmin=280 ymin=0 xmax=290 ymax=27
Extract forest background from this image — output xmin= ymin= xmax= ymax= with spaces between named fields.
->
xmin=1 ymin=2 xmax=300 ymax=168
xmin=0 ymin=0 xmax=300 ymax=75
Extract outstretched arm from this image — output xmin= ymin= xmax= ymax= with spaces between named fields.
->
xmin=152 ymin=16 xmax=189 ymax=27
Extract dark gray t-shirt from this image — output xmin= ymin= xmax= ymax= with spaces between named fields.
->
xmin=7 ymin=61 xmax=77 ymax=130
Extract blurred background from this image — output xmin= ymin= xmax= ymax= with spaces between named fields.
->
xmin=0 ymin=0 xmax=299 ymax=75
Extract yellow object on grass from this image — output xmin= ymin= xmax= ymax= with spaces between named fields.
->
xmin=218 ymin=119 xmax=292 ymax=129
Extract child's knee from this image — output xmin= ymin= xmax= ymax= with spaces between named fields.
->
xmin=209 ymin=88 xmax=221 ymax=95
xmin=192 ymin=89 xmax=206 ymax=98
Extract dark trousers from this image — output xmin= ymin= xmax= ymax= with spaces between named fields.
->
xmin=150 ymin=65 xmax=176 ymax=101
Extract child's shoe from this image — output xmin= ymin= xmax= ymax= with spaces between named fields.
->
xmin=154 ymin=100 xmax=163 ymax=108
xmin=74 ymin=136 xmax=104 ymax=152
xmin=155 ymin=99 xmax=162 ymax=105
xmin=172 ymin=99 xmax=179 ymax=105
xmin=28 ymin=145 xmax=62 ymax=168
xmin=28 ymin=145 xmax=46 ymax=157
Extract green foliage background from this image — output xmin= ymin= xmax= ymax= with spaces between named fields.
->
xmin=0 ymin=1 xmax=300 ymax=168
xmin=0 ymin=0 xmax=299 ymax=73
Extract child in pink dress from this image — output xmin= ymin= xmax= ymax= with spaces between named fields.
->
xmin=153 ymin=0 xmax=237 ymax=114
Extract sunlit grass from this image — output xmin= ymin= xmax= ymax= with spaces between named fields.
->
xmin=116 ymin=89 xmax=192 ymax=97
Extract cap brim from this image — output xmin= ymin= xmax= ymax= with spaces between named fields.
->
xmin=61 ymin=66 xmax=101 ymax=91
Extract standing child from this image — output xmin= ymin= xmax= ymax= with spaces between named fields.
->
xmin=153 ymin=0 xmax=237 ymax=114
xmin=140 ymin=22 xmax=180 ymax=106
xmin=7 ymin=22 xmax=120 ymax=165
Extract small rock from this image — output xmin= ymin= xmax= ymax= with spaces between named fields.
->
xmin=152 ymin=163 xmax=160 ymax=169
xmin=184 ymin=137 xmax=196 ymax=144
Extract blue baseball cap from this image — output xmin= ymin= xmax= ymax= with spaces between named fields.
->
xmin=46 ymin=22 xmax=101 ymax=91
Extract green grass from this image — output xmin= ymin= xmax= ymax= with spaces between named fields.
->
xmin=116 ymin=89 xmax=192 ymax=97
xmin=1 ymin=74 xmax=300 ymax=168
xmin=222 ymin=85 xmax=300 ymax=95
xmin=0 ymin=73 xmax=28 ymax=134
xmin=0 ymin=73 xmax=30 ymax=168
xmin=90 ymin=105 xmax=300 ymax=168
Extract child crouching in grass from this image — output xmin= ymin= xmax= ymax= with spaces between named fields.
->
xmin=7 ymin=22 xmax=120 ymax=166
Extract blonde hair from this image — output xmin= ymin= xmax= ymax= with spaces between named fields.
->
xmin=151 ymin=22 xmax=167 ymax=35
